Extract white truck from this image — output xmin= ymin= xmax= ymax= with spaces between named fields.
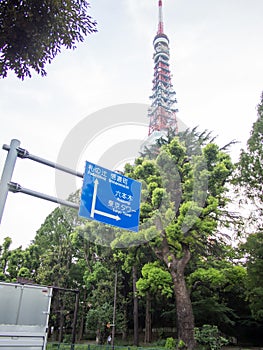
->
xmin=0 ymin=282 xmax=52 ymax=349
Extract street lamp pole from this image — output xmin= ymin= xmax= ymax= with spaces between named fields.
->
xmin=111 ymin=270 xmax=117 ymax=350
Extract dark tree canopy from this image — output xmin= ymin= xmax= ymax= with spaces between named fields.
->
xmin=241 ymin=232 xmax=263 ymax=321
xmin=0 ymin=0 xmax=97 ymax=79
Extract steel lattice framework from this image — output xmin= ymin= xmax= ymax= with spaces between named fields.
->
xmin=148 ymin=0 xmax=178 ymax=137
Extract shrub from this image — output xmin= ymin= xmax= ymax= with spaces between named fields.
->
xmin=194 ymin=324 xmax=228 ymax=350
xmin=165 ymin=337 xmax=177 ymax=350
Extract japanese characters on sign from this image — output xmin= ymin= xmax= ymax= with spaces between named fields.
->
xmin=79 ymin=161 xmax=141 ymax=232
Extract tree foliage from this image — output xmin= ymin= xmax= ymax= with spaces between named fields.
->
xmin=2 ymin=120 xmax=263 ymax=345
xmin=236 ymin=92 xmax=263 ymax=221
xmin=241 ymin=232 xmax=263 ymax=321
xmin=136 ymin=262 xmax=173 ymax=299
xmin=121 ymin=128 xmax=234 ymax=349
xmin=189 ymin=264 xmax=247 ymax=330
xmin=235 ymin=93 xmax=263 ymax=322
xmin=0 ymin=0 xmax=97 ymax=79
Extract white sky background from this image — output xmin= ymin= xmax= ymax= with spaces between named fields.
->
xmin=0 ymin=0 xmax=263 ymax=248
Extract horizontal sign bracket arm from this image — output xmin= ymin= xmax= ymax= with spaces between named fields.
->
xmin=8 ymin=182 xmax=79 ymax=210
xmin=3 ymin=144 xmax=83 ymax=178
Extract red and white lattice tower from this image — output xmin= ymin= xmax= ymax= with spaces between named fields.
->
xmin=148 ymin=0 xmax=178 ymax=137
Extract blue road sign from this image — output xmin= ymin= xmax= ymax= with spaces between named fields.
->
xmin=79 ymin=161 xmax=141 ymax=232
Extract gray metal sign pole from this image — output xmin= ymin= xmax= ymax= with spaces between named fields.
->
xmin=0 ymin=139 xmax=83 ymax=225
xmin=0 ymin=139 xmax=20 ymax=224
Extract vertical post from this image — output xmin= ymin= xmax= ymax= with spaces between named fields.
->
xmin=71 ymin=290 xmax=79 ymax=350
xmin=133 ymin=265 xmax=139 ymax=346
xmin=0 ymin=139 xmax=20 ymax=224
xmin=111 ymin=270 xmax=117 ymax=350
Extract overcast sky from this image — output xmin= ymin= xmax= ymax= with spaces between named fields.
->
xmin=1 ymin=0 xmax=263 ymax=249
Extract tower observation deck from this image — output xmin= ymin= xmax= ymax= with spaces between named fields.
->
xmin=148 ymin=0 xmax=178 ymax=137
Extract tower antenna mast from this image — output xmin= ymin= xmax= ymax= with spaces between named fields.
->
xmin=158 ymin=0 xmax=164 ymax=34
xmin=147 ymin=0 xmax=178 ymax=138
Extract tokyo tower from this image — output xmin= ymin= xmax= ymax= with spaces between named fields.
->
xmin=148 ymin=0 xmax=178 ymax=138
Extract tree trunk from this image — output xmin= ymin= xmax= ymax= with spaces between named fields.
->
xmin=132 ymin=264 xmax=139 ymax=346
xmin=144 ymin=291 xmax=152 ymax=343
xmin=158 ymin=237 xmax=196 ymax=350
xmin=121 ymin=307 xmax=128 ymax=341
xmin=78 ymin=310 xmax=84 ymax=341
xmin=77 ymin=289 xmax=87 ymax=341
xmin=171 ymin=269 xmax=196 ymax=350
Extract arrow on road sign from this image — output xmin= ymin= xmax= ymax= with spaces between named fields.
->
xmin=94 ymin=209 xmax=121 ymax=221
xmin=90 ymin=178 xmax=99 ymax=218
xmin=91 ymin=178 xmax=121 ymax=221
